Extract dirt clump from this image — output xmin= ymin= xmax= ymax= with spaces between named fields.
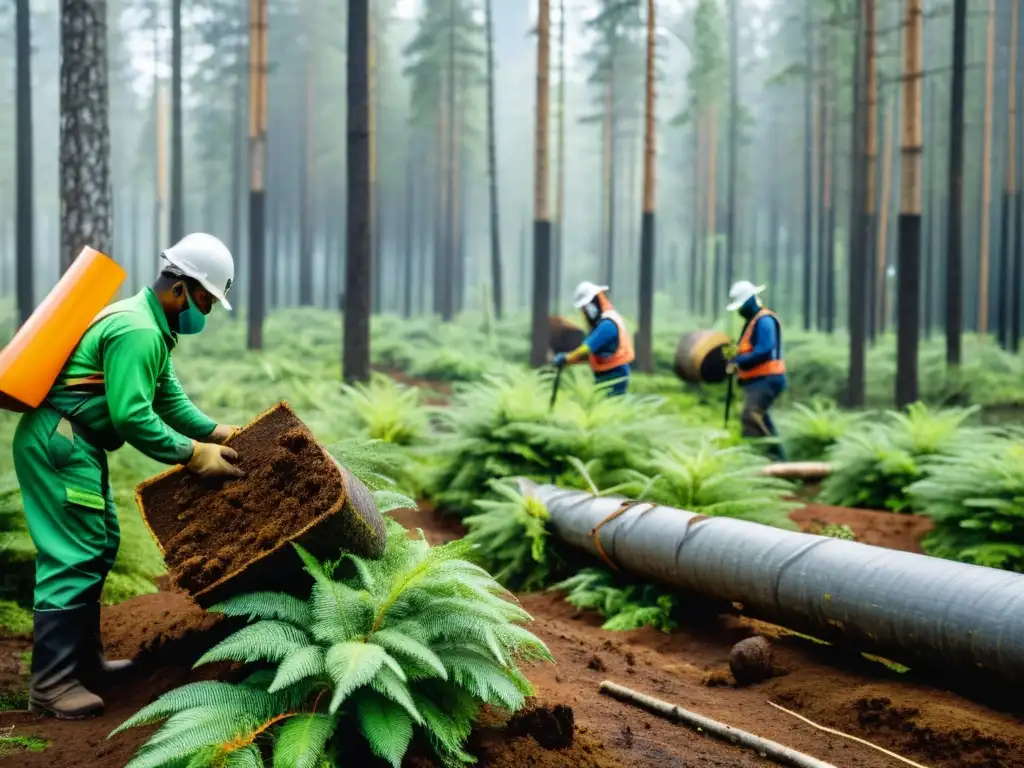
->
xmin=137 ymin=403 xmax=344 ymax=595
xmin=587 ymin=654 xmax=607 ymax=672
xmin=506 ymin=704 xmax=575 ymax=749
xmin=729 ymin=636 xmax=774 ymax=685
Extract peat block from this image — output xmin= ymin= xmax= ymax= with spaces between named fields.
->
xmin=135 ymin=402 xmax=387 ymax=608
xmin=549 ymin=316 xmax=586 ymax=355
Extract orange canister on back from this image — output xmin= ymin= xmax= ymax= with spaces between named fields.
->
xmin=0 ymin=247 xmax=127 ymax=412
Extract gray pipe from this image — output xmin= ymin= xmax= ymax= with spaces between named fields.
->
xmin=522 ymin=481 xmax=1024 ymax=681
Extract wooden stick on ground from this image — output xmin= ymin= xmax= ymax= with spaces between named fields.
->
xmin=599 ymin=680 xmax=837 ymax=768
xmin=759 ymin=462 xmax=832 ymax=481
xmin=766 ymin=701 xmax=931 ymax=768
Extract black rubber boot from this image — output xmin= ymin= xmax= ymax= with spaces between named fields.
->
xmin=29 ymin=606 xmax=104 ymax=719
xmin=79 ymin=601 xmax=133 ymax=686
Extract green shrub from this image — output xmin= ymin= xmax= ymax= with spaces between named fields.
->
xmin=551 ymin=568 xmax=677 ymax=633
xmin=778 ymin=398 xmax=864 ymax=462
xmin=819 ymin=403 xmax=984 ymax=513
xmin=909 ymin=433 xmax=1024 ymax=571
xmin=111 ymin=520 xmax=552 ymax=768
xmin=339 ymin=374 xmax=430 ymax=447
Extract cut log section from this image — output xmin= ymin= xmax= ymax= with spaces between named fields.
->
xmin=674 ymin=329 xmax=732 ymax=384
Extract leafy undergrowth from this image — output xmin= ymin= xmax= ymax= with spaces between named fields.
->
xmin=910 ymin=431 xmax=1024 ymax=571
xmin=0 ymin=732 xmax=48 ymax=758
xmin=112 ymin=520 xmax=552 ymax=768
xmin=778 ymin=398 xmax=865 ymax=462
xmin=818 ymin=403 xmax=985 ymax=513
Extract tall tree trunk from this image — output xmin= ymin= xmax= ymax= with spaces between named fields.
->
xmin=403 ymin=139 xmax=414 ymax=319
xmin=768 ymin=108 xmax=780 ymax=299
xmin=848 ymin=0 xmax=867 ymax=406
xmin=444 ymin=0 xmax=457 ymax=320
xmin=299 ymin=37 xmax=315 ymax=306
xmin=707 ymin=106 xmax=718 ymax=316
xmin=924 ymin=78 xmax=936 ymax=339
xmin=61 ymin=0 xmax=112 ymax=270
xmin=896 ymin=0 xmax=922 ymax=408
xmin=726 ymin=0 xmax=739 ymax=288
xmin=876 ymin=96 xmax=894 ymax=336
xmin=484 ymin=0 xmax=504 ymax=319
xmin=690 ymin=116 xmax=703 ymax=314
xmin=16 ymin=0 xmax=34 ymax=322
xmin=344 ymin=0 xmax=371 ymax=382
xmin=247 ymin=0 xmax=268 ymax=350
xmin=816 ymin=29 xmax=828 ymax=330
xmin=530 ymin=0 xmax=552 ymax=368
xmin=635 ymin=0 xmax=656 ymax=372
xmin=451 ymin=109 xmax=463 ymax=316
xmin=802 ymin=0 xmax=814 ymax=330
xmin=553 ymin=0 xmax=566 ymax=304
xmin=603 ymin=66 xmax=616 ymax=285
xmin=434 ymin=94 xmax=448 ymax=317
xmin=369 ymin=6 xmax=379 ymax=314
xmin=826 ymin=53 xmax=838 ymax=334
xmin=230 ymin=53 xmax=245 ymax=317
xmin=1005 ymin=0 xmax=1021 ymax=350
xmin=946 ymin=0 xmax=966 ymax=366
xmin=863 ymin=0 xmax=877 ymax=344
xmin=170 ymin=0 xmax=183 ymax=242
xmin=979 ymin=0 xmax=996 ymax=335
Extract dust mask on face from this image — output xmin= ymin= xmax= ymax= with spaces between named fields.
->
xmin=177 ymin=285 xmax=208 ymax=335
xmin=583 ymin=303 xmax=599 ymax=321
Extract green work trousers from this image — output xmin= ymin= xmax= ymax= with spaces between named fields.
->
xmin=13 ymin=407 xmax=119 ymax=611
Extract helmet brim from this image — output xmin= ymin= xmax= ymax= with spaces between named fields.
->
xmin=161 ymin=252 xmax=233 ymax=311
xmin=725 ymin=285 xmax=765 ymax=312
xmin=574 ymin=285 xmax=610 ymax=309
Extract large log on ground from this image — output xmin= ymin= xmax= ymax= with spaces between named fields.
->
xmin=521 ymin=480 xmax=1024 ymax=682
xmin=136 ymin=402 xmax=386 ymax=607
xmin=673 ymin=330 xmax=731 ymax=384
xmin=759 ymin=462 xmax=832 ymax=481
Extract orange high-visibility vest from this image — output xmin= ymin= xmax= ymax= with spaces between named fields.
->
xmin=736 ymin=309 xmax=786 ymax=381
xmin=588 ymin=310 xmax=635 ymax=373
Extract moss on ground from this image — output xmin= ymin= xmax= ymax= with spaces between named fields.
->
xmin=0 ymin=734 xmax=48 ymax=756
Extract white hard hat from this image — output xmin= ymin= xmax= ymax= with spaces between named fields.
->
xmin=573 ymin=280 xmax=610 ymax=309
xmin=726 ymin=280 xmax=765 ymax=312
xmin=161 ymin=233 xmax=235 ymax=311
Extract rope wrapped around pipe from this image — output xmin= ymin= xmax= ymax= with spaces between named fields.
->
xmin=519 ymin=480 xmax=1024 ymax=682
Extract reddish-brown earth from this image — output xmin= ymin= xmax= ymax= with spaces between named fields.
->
xmin=789 ymin=503 xmax=934 ymax=553
xmin=1 ymin=504 xmax=1019 ymax=767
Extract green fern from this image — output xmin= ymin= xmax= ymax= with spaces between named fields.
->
xmin=820 ymin=403 xmax=985 ymax=513
xmin=778 ymin=398 xmax=864 ymax=462
xmin=551 ymin=568 xmax=678 ymax=633
xmin=112 ymin=519 xmax=553 ymax=768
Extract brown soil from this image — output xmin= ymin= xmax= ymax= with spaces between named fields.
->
xmin=138 ymin=403 xmax=344 ymax=594
xmin=790 ymin=503 xmax=934 ymax=553
xmin=2 ymin=505 xmax=1021 ymax=768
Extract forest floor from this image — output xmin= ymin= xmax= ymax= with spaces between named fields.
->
xmin=1 ymin=503 xmax=1018 ymax=768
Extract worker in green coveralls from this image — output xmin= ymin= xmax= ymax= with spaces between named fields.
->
xmin=13 ymin=233 xmax=245 ymax=720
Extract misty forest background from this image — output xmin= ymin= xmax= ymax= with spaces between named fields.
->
xmin=0 ymin=0 xmax=1020 ymax=407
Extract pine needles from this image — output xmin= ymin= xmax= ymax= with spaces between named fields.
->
xmin=112 ymin=519 xmax=553 ymax=768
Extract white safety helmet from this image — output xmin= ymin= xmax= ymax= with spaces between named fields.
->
xmin=725 ymin=280 xmax=765 ymax=312
xmin=161 ymin=233 xmax=235 ymax=311
xmin=573 ymin=280 xmax=610 ymax=309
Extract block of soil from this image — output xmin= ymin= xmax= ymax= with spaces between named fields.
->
xmin=135 ymin=402 xmax=387 ymax=607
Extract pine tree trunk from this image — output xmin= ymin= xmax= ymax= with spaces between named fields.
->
xmin=553 ymin=0 xmax=566 ymax=304
xmin=603 ymin=67 xmax=617 ymax=285
xmin=530 ymin=0 xmax=552 ymax=368
xmin=726 ymin=0 xmax=739 ymax=288
xmin=247 ymin=0 xmax=268 ymax=350
xmin=299 ymin=39 xmax=315 ymax=306
xmin=876 ymin=96 xmax=894 ymax=337
xmin=802 ymin=0 xmax=814 ymax=330
xmin=946 ymin=0 xmax=966 ymax=366
xmin=368 ymin=6 xmax=379 ymax=313
xmin=403 ymin=139 xmax=414 ymax=319
xmin=343 ymin=0 xmax=371 ymax=382
xmin=826 ymin=51 xmax=838 ymax=335
xmin=896 ymin=0 xmax=922 ymax=408
xmin=61 ymin=0 xmax=112 ymax=271
xmin=635 ymin=0 xmax=656 ymax=373
xmin=816 ymin=30 xmax=828 ymax=330
xmin=444 ymin=1 xmax=457 ymax=321
xmin=434 ymin=97 xmax=448 ymax=316
xmin=707 ymin=106 xmax=718 ymax=317
xmin=230 ymin=52 xmax=244 ymax=317
xmin=768 ymin=108 xmax=780 ymax=300
xmin=979 ymin=0 xmax=996 ymax=335
xmin=484 ymin=0 xmax=504 ymax=319
xmin=170 ymin=0 xmax=183 ymax=243
xmin=863 ymin=0 xmax=877 ymax=349
xmin=15 ymin=0 xmax=34 ymax=322
xmin=924 ymin=78 xmax=936 ymax=340
xmin=1013 ymin=5 xmax=1024 ymax=352
xmin=690 ymin=116 xmax=703 ymax=314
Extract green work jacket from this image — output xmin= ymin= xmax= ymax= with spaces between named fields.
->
xmin=46 ymin=287 xmax=215 ymax=464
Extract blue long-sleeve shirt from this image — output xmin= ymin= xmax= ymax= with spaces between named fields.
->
xmin=583 ymin=317 xmax=630 ymax=393
xmin=733 ymin=313 xmax=781 ymax=370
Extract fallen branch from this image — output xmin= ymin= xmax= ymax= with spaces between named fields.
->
xmin=766 ymin=701 xmax=932 ymax=768
xmin=598 ymin=680 xmax=837 ymax=768
xmin=760 ymin=461 xmax=832 ymax=481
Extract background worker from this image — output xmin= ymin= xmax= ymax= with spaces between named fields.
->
xmin=553 ymin=281 xmax=634 ymax=396
xmin=724 ymin=280 xmax=788 ymax=460
xmin=13 ymin=233 xmax=245 ymax=720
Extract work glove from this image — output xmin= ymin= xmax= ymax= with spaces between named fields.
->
xmin=553 ymin=353 xmax=568 ymax=369
xmin=187 ymin=441 xmax=245 ymax=479
xmin=725 ymin=361 xmax=738 ymax=376
xmin=207 ymin=424 xmax=240 ymax=445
